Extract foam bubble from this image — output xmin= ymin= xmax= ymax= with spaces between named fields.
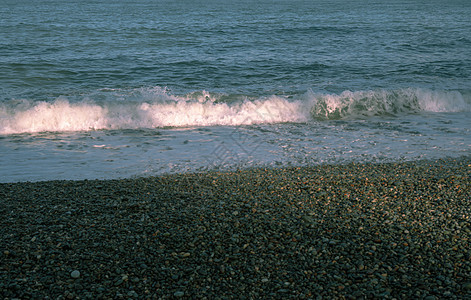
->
xmin=0 ymin=98 xmax=108 ymax=134
xmin=138 ymin=95 xmax=308 ymax=127
xmin=415 ymin=89 xmax=471 ymax=112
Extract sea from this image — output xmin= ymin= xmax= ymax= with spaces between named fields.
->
xmin=1 ymin=0 xmax=470 ymax=183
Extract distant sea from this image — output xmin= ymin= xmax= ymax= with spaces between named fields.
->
xmin=1 ymin=0 xmax=470 ymax=182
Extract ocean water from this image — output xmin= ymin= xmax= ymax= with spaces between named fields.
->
xmin=1 ymin=0 xmax=470 ymax=182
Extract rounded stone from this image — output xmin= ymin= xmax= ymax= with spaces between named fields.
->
xmin=70 ymin=270 xmax=80 ymax=279
xmin=174 ymin=291 xmax=185 ymax=297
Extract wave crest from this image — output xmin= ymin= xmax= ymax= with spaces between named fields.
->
xmin=1 ymin=87 xmax=469 ymax=134
xmin=309 ymin=89 xmax=471 ymax=120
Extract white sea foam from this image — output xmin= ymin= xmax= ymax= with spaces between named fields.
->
xmin=1 ymin=87 xmax=469 ymax=135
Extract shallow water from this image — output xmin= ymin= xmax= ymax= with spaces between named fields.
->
xmin=1 ymin=0 xmax=470 ymax=182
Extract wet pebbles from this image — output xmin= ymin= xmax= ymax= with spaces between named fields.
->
xmin=1 ymin=157 xmax=470 ymax=299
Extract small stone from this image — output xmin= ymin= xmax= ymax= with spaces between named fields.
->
xmin=302 ymin=215 xmax=314 ymax=223
xmin=463 ymin=282 xmax=471 ymax=290
xmin=70 ymin=270 xmax=80 ymax=279
xmin=114 ymin=279 xmax=123 ymax=286
xmin=127 ymin=290 xmax=138 ymax=297
xmin=174 ymin=291 xmax=184 ymax=297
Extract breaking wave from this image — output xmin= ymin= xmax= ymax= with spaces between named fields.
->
xmin=1 ymin=87 xmax=469 ymax=134
xmin=309 ymin=89 xmax=471 ymax=120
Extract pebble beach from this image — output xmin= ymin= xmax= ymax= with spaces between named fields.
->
xmin=1 ymin=157 xmax=471 ymax=299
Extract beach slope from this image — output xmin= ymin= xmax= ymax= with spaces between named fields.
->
xmin=1 ymin=158 xmax=470 ymax=298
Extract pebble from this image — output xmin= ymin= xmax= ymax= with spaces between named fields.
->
xmin=127 ymin=290 xmax=138 ymax=297
xmin=1 ymin=157 xmax=470 ymax=299
xmin=174 ymin=291 xmax=185 ymax=297
xmin=70 ymin=270 xmax=80 ymax=279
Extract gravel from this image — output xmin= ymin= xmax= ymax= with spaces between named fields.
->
xmin=1 ymin=157 xmax=470 ymax=299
